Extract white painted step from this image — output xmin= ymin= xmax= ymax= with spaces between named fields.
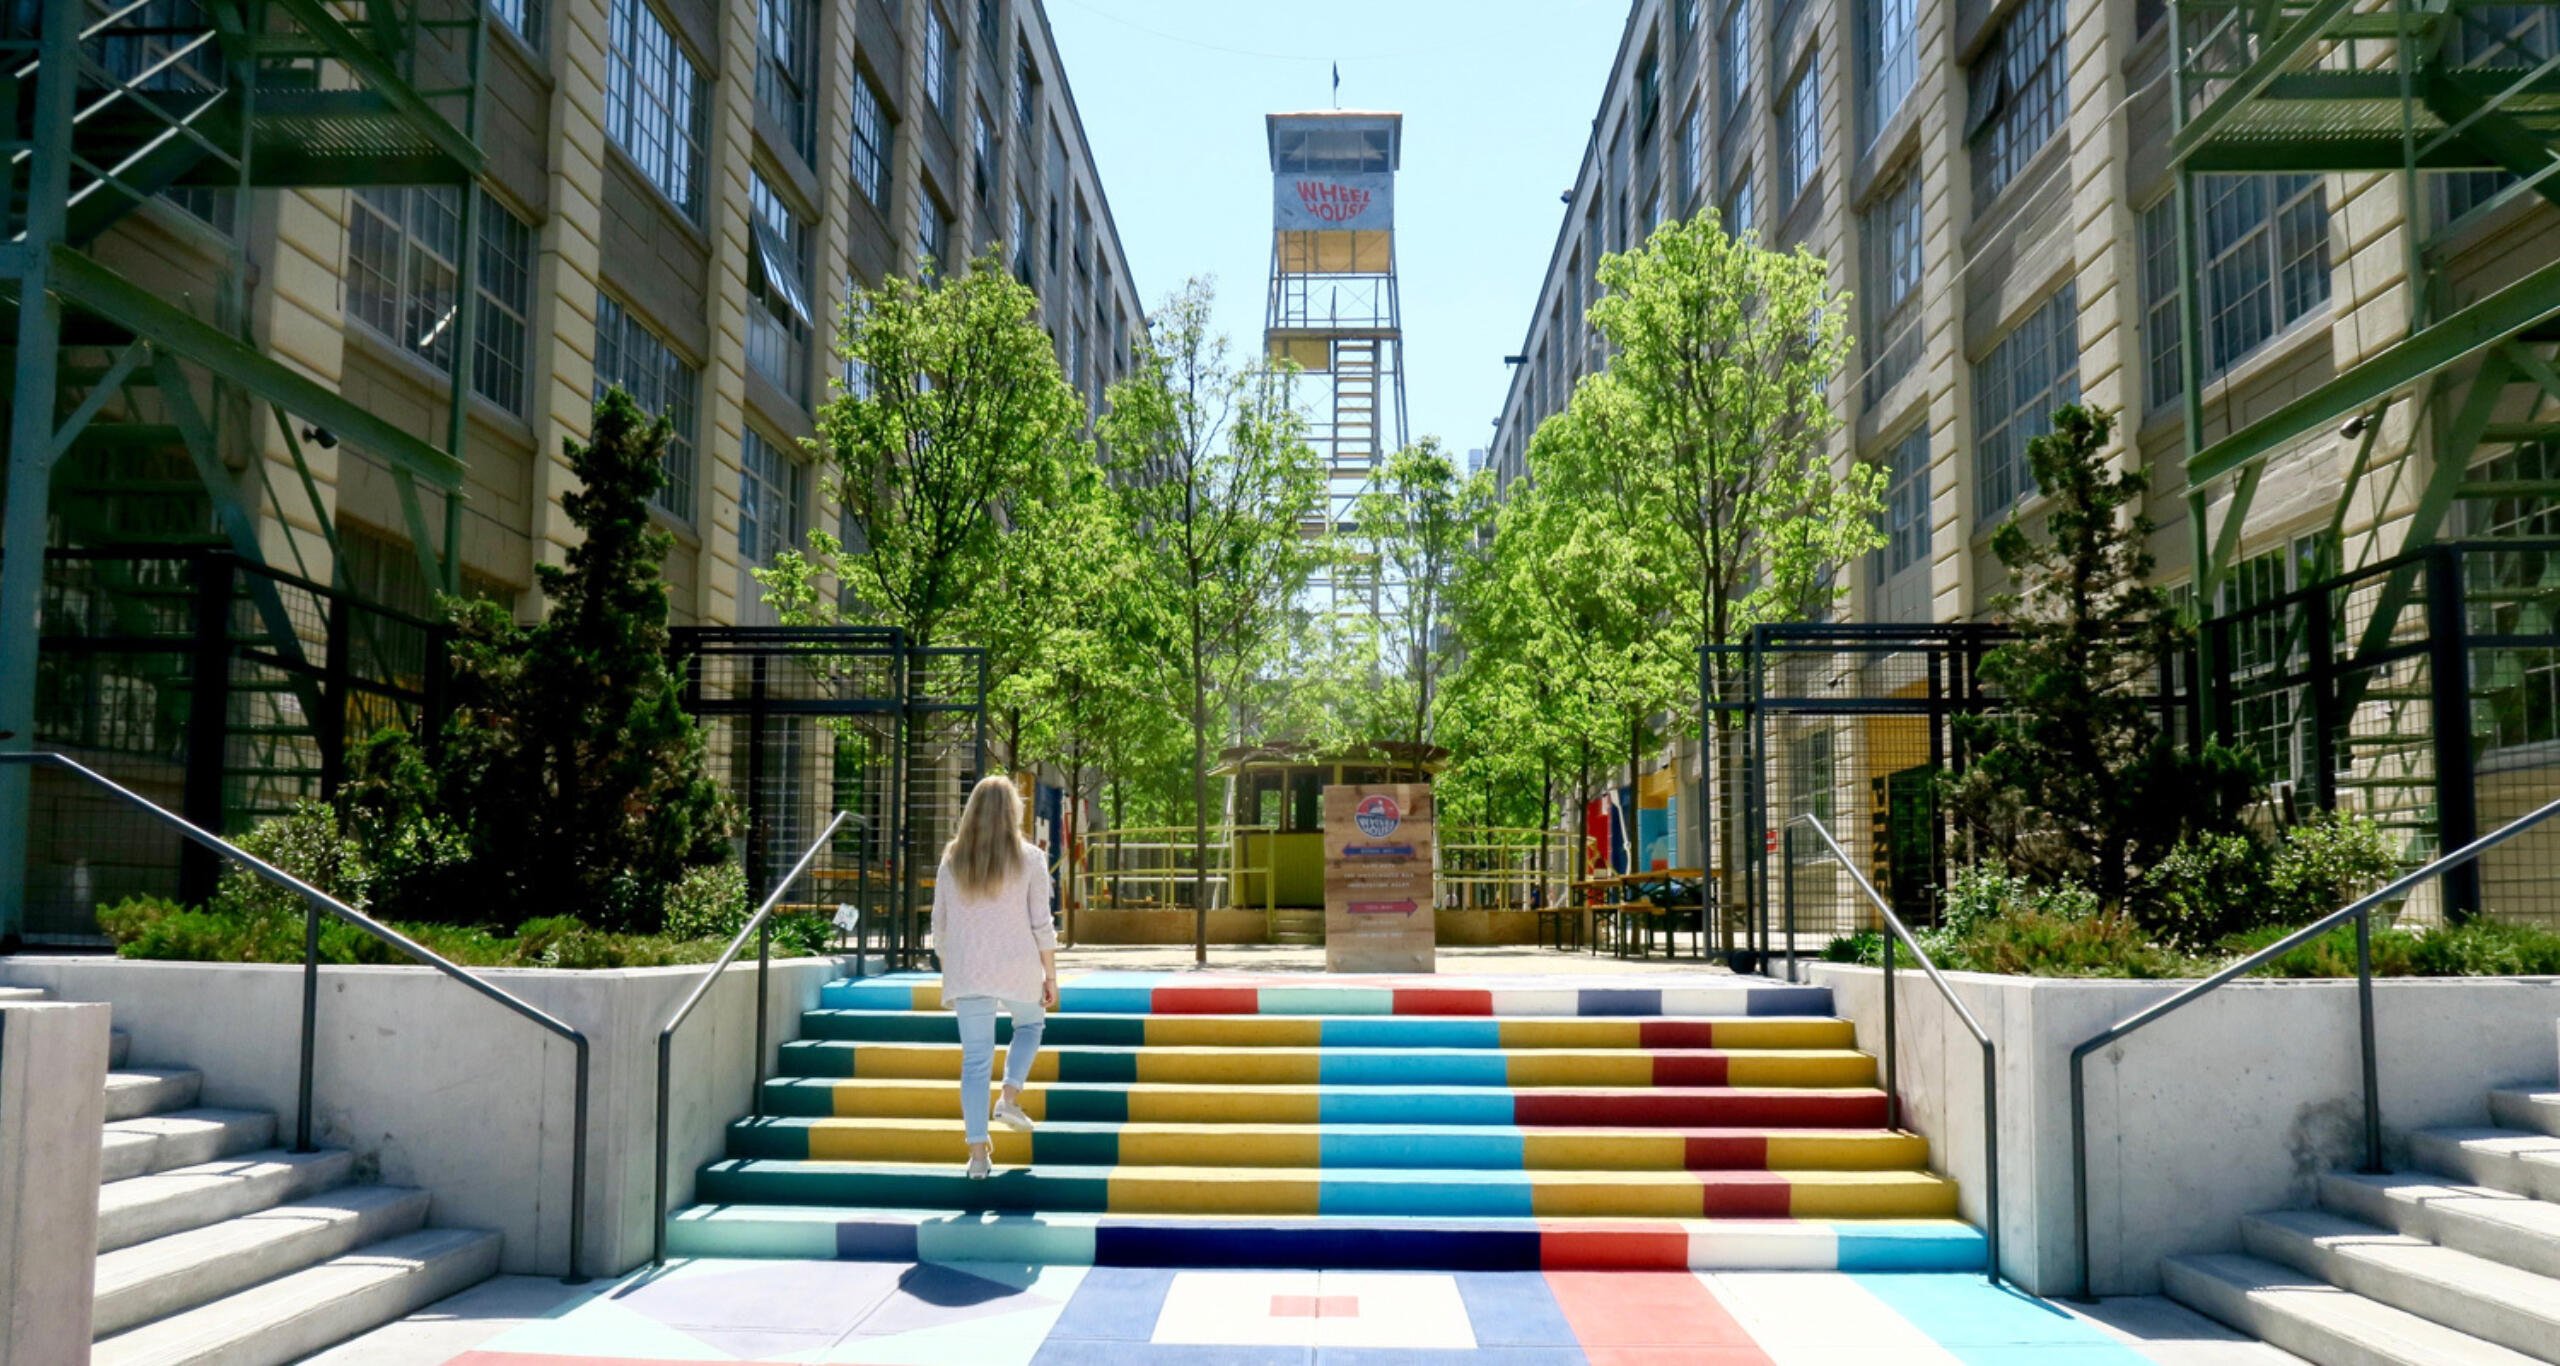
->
xmin=93 ymin=1186 xmax=431 ymax=1337
xmin=2414 ymin=1128 xmax=2560 ymax=1204
xmin=101 ymin=1110 xmax=277 ymax=1184
xmin=0 ymin=986 xmax=48 ymax=1003
xmin=90 ymin=1226 xmax=501 ymax=1366
xmin=2164 ymin=1252 xmax=2544 ymax=1366
xmin=2323 ymin=1172 xmax=2560 ymax=1282
xmin=2243 ymin=1209 xmax=2560 ymax=1363
xmin=105 ymin=1069 xmax=202 ymax=1123
xmin=2490 ymin=1090 xmax=2560 ymax=1141
xmin=98 ymin=1148 xmax=353 ymax=1253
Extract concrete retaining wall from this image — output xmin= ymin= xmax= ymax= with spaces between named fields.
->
xmin=0 ymin=999 xmax=109 ymax=1361
xmin=0 ymin=953 xmax=849 ymax=1279
xmin=1810 ymin=964 xmax=2560 ymax=1297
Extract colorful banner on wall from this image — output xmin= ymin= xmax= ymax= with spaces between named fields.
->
xmin=1637 ymin=768 xmax=1677 ymax=871
xmin=1273 ymin=171 xmax=1394 ymax=231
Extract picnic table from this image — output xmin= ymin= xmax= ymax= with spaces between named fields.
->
xmin=1560 ymin=869 xmax=1713 ymax=960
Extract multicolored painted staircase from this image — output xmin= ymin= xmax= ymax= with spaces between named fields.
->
xmin=668 ymin=971 xmax=1984 ymax=1272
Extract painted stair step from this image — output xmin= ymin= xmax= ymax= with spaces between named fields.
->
xmin=727 ymin=1115 xmax=1931 ymax=1171
xmin=90 ymin=1226 xmax=501 ymax=1366
xmin=2491 ymin=1089 xmax=2560 ymax=1140
xmin=795 ymin=1008 xmax=1858 ymax=1051
xmin=2243 ymin=1209 xmax=2560 ymax=1363
xmin=101 ymin=1110 xmax=278 ymax=1184
xmin=760 ymin=1077 xmax=1892 ymax=1128
xmin=820 ymin=976 xmax=1837 ymax=1020
xmin=98 ymin=1148 xmax=356 ymax=1253
xmin=693 ymin=1159 xmax=1959 ymax=1220
xmin=2164 ymin=1251 xmax=2544 ymax=1366
xmin=2414 ymin=1127 xmax=2560 ymax=1204
xmin=2322 ymin=1172 xmax=2560 ymax=1282
xmin=774 ymin=1040 xmax=1879 ymax=1088
xmin=93 ymin=1185 xmax=431 ymax=1338
xmin=665 ymin=1202 xmax=1987 ymax=1272
xmin=105 ymin=1069 xmax=203 ymax=1124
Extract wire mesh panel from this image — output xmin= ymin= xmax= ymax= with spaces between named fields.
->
xmin=673 ymin=629 xmax=984 ymax=968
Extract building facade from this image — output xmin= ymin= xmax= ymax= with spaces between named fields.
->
xmin=64 ymin=0 xmax=1141 ymax=627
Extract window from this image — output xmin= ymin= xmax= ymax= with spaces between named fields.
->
xmin=923 ymin=5 xmax=953 ymax=122
xmin=2139 ymin=175 xmax=2330 ymax=411
xmin=491 ymin=0 xmax=542 ymax=51
xmin=346 ymin=187 xmax=535 ymax=415
xmin=1636 ymin=50 xmax=1662 ymax=143
xmin=1789 ymin=728 xmax=1835 ymax=828
xmin=1682 ymin=99 xmax=1708 ymax=206
xmin=1861 ymin=0 xmax=1915 ymax=146
xmin=1012 ymin=192 xmax=1034 ymax=283
xmin=1966 ymin=0 xmax=2067 ymax=205
xmin=1863 ymin=166 xmax=1922 ymax=402
xmin=972 ymin=101 xmax=994 ymax=202
xmin=1016 ymin=45 xmax=1040 ymax=132
xmin=2464 ymin=444 xmax=2560 ymax=751
xmin=977 ymin=0 xmax=999 ymax=53
xmin=850 ymin=72 xmax=893 ymax=210
xmin=738 ymin=427 xmax=808 ymax=622
xmin=919 ymin=188 xmax=950 ymax=276
xmin=1778 ymin=55 xmax=1821 ymax=209
xmin=1722 ymin=159 xmax=1756 ymax=237
xmin=1872 ymin=425 xmax=1931 ymax=583
xmin=840 ymin=288 xmax=875 ymax=400
xmin=606 ymin=0 xmax=707 ymax=221
xmin=1719 ymin=0 xmax=1752 ymax=115
xmin=756 ymin=0 xmax=815 ymax=163
xmin=2137 ymin=0 xmax=2166 ymax=35
xmin=1072 ymin=196 xmax=1092 ymax=277
xmin=594 ymin=292 xmax=701 ymax=519
xmin=2435 ymin=9 xmax=2558 ymax=224
xmin=1045 ymin=192 xmax=1060 ymax=275
xmin=748 ymin=173 xmax=813 ymax=404
xmin=1973 ymin=283 xmax=2080 ymax=518
xmin=1679 ymin=0 xmax=1703 ymax=37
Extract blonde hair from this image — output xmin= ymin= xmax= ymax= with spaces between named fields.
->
xmin=943 ymin=774 xmax=1030 ymax=896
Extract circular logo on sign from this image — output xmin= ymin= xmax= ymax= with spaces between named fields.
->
xmin=1353 ymin=795 xmax=1402 ymax=839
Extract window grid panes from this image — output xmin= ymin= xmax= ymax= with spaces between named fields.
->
xmin=973 ymin=102 xmax=994 ymax=202
xmin=1017 ymin=47 xmax=1040 ymax=131
xmin=748 ymin=173 xmax=813 ymax=405
xmin=1723 ymin=160 xmax=1755 ymax=238
xmin=1873 ymin=425 xmax=1931 ymax=582
xmin=2465 ymin=442 xmax=2560 ymax=750
xmin=1973 ymin=283 xmax=2080 ymax=519
xmin=919 ymin=191 xmax=949 ymax=276
xmin=2139 ymin=174 xmax=2330 ymax=411
xmin=1779 ymin=56 xmax=1820 ymax=209
xmin=1683 ymin=100 xmax=1708 ymax=206
xmin=594 ymin=292 xmax=701 ymax=520
xmin=756 ymin=0 xmax=815 ymax=163
xmin=1863 ymin=167 xmax=1921 ymax=402
xmin=1720 ymin=0 xmax=1752 ymax=115
xmin=2436 ymin=7 xmax=2558 ymax=224
xmin=605 ymin=0 xmax=707 ymax=221
xmin=491 ymin=0 xmax=542 ymax=51
xmin=738 ymin=427 xmax=808 ymax=624
xmin=1636 ymin=53 xmax=1662 ymax=142
xmin=1012 ymin=192 xmax=1034 ymax=282
xmin=1967 ymin=0 xmax=2066 ymax=205
xmin=1862 ymin=0 xmax=1914 ymax=146
xmin=850 ymin=73 xmax=893 ymax=210
xmin=346 ymin=187 xmax=532 ymax=415
xmin=924 ymin=5 xmax=953 ymax=122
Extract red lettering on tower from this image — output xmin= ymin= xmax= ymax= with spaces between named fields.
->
xmin=1293 ymin=180 xmax=1374 ymax=224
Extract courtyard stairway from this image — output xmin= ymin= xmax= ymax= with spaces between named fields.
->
xmin=667 ymin=970 xmax=1985 ymax=1271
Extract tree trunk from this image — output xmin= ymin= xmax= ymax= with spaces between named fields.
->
xmin=1190 ymin=607 xmax=1210 ymax=968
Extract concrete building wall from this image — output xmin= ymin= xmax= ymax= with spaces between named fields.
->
xmin=71 ymin=0 xmax=1144 ymax=626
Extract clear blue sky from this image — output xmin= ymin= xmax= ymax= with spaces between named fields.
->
xmin=1043 ymin=0 xmax=1630 ymax=460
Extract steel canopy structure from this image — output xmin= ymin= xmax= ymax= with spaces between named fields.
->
xmin=1 ymin=0 xmax=489 ymax=937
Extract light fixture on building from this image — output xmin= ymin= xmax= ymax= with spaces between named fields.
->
xmin=301 ymin=425 xmax=339 ymax=450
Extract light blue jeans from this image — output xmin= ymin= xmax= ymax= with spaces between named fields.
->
xmin=953 ymin=995 xmax=1046 ymax=1145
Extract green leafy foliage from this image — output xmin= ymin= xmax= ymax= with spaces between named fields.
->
xmin=2231 ymin=919 xmax=2560 ymax=978
xmin=1945 ymin=405 xmax=2258 ymax=907
xmin=2136 ymin=813 xmax=2401 ymax=947
xmin=89 ymin=893 xmax=830 ymax=968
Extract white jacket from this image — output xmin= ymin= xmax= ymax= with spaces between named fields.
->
xmin=928 ymin=842 xmax=1058 ymax=1003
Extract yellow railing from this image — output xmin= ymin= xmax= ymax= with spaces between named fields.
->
xmin=1077 ymin=825 xmax=1277 ymax=916
xmin=1437 ymin=825 xmax=1577 ymax=912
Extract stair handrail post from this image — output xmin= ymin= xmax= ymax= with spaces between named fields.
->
xmin=2064 ymin=791 xmax=2560 ymax=1300
xmin=1789 ymin=813 xmax=2000 ymax=1287
xmin=651 ymin=809 xmax=850 ymax=1265
xmin=0 ymin=750 xmax=595 ymax=1283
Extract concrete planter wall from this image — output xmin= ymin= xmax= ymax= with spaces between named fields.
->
xmin=1 ymin=953 xmax=849 ymax=1279
xmin=1810 ymin=964 xmax=2560 ymax=1297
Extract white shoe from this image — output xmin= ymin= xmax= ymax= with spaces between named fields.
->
xmin=966 ymin=1148 xmax=991 ymax=1179
xmin=992 ymin=1097 xmax=1034 ymax=1133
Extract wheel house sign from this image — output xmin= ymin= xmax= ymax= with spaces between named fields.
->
xmin=1276 ymin=173 xmax=1392 ymax=230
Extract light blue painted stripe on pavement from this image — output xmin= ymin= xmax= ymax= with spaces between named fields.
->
xmin=1319 ymin=1128 xmax=1525 ymax=1170
xmin=1320 ymin=1051 xmax=1508 ymax=1087
xmin=1850 ymin=1273 xmax=2150 ymax=1364
xmin=1318 ymin=1089 xmax=1516 ymax=1126
xmin=1835 ymin=1224 xmax=1990 ymax=1273
xmin=1320 ymin=1018 xmax=1502 ymax=1049
xmin=1259 ymin=987 xmax=1394 ymax=1016
xmin=915 ymin=1214 xmax=1100 ymax=1267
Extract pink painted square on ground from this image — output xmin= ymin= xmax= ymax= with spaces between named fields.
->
xmin=1268 ymin=1294 xmax=1360 ymax=1318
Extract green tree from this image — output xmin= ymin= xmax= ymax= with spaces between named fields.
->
xmin=1946 ymin=404 xmax=2256 ymax=908
xmin=765 ymin=253 xmax=1090 ymax=651
xmin=1100 ymin=279 xmax=1325 ymax=963
xmin=1547 ymin=211 xmax=1884 ymax=937
xmin=346 ymin=387 xmax=732 ymax=931
xmin=1344 ymin=439 xmax=1492 ymax=750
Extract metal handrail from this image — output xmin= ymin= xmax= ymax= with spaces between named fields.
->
xmin=1785 ymin=814 xmax=2002 ymax=1288
xmin=0 ymin=750 xmax=592 ymax=1282
xmin=651 ymin=810 xmax=850 ymax=1265
xmin=2067 ymin=793 xmax=2560 ymax=1300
